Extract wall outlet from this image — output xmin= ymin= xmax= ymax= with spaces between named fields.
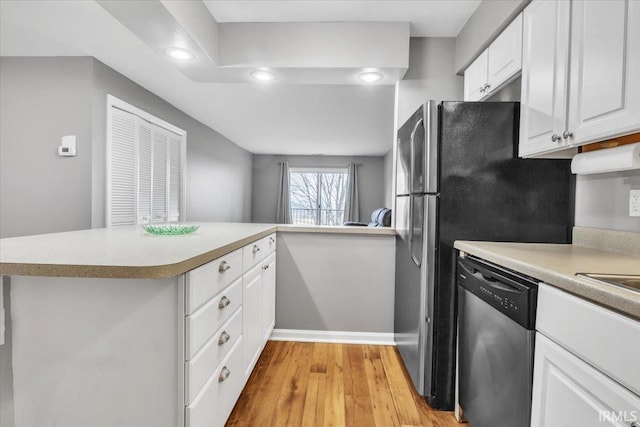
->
xmin=630 ymin=189 xmax=640 ymax=217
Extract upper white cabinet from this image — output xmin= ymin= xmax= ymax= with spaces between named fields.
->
xmin=567 ymin=0 xmax=640 ymax=146
xmin=463 ymin=14 xmax=523 ymax=101
xmin=464 ymin=50 xmax=488 ymax=101
xmin=519 ymin=0 xmax=571 ymax=157
xmin=519 ymin=0 xmax=640 ymax=157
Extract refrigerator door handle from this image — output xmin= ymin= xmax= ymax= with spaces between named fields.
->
xmin=408 ymin=196 xmax=415 ymax=265
xmin=409 ymin=117 xmax=424 ymax=194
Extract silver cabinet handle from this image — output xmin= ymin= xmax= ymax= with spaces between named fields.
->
xmin=218 ymin=331 xmax=230 ymax=346
xmin=483 ymin=83 xmax=491 ymax=91
xmin=479 ymin=86 xmax=485 ymax=93
xmin=218 ymin=296 xmax=231 ymax=309
xmin=218 ymin=367 xmax=230 ymax=383
xmin=269 ymin=237 xmax=275 ymax=243
xmin=218 ymin=261 xmax=231 ymax=273
xmin=562 ymin=130 xmax=573 ymax=139
xmin=551 ymin=134 xmax=560 ymax=142
xmin=262 ymin=264 xmax=269 ymax=271
xmin=252 ymin=245 xmax=260 ymax=254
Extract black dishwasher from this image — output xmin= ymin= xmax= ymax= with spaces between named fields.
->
xmin=457 ymin=255 xmax=538 ymax=427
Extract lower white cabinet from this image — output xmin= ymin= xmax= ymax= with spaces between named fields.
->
xmin=184 ymin=234 xmax=277 ymax=427
xmin=532 ymin=284 xmax=640 ymax=426
xmin=531 ymin=334 xmax=640 ymax=427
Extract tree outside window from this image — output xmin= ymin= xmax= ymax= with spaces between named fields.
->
xmin=289 ymin=167 xmax=348 ymax=226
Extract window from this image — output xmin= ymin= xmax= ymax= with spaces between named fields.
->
xmin=107 ymin=95 xmax=186 ymax=226
xmin=289 ymin=167 xmax=348 ymax=226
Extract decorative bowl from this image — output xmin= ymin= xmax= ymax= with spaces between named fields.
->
xmin=141 ymin=224 xmax=200 ymax=236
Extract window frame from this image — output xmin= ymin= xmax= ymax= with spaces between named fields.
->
xmin=106 ymin=95 xmax=187 ymax=227
xmin=288 ymin=166 xmax=349 ymax=226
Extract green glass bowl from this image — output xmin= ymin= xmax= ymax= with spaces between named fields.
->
xmin=141 ymin=224 xmax=200 ymax=236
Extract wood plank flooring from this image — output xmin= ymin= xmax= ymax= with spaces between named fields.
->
xmin=226 ymin=341 xmax=461 ymax=427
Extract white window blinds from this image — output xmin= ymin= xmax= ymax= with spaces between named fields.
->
xmin=108 ymin=106 xmax=184 ymax=226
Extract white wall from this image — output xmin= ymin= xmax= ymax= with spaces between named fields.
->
xmin=383 ymin=149 xmax=394 ymax=209
xmin=252 ymin=154 xmax=387 ymax=224
xmin=575 ymin=171 xmax=640 ymax=232
xmin=275 ymin=232 xmax=395 ymax=333
xmin=395 ymin=38 xmax=464 ymax=130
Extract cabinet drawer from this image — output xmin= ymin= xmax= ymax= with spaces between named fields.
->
xmin=186 ymin=249 xmax=242 ymax=314
xmin=185 ymin=307 xmax=242 ymax=404
xmin=243 ymin=237 xmax=269 ymax=270
xmin=537 ymin=283 xmax=640 ymax=395
xmin=186 ymin=337 xmax=243 ymax=427
xmin=186 ymin=277 xmax=242 ymax=358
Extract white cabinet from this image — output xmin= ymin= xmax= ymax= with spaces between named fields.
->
xmin=463 ymin=14 xmax=522 ymax=101
xmin=242 ymin=263 xmax=263 ymax=380
xmin=532 ymin=334 xmax=640 ymax=427
xmin=567 ymin=0 xmax=640 ymax=146
xmin=261 ymin=253 xmax=276 ymax=343
xmin=532 ymin=283 xmax=640 ymax=426
xmin=519 ymin=0 xmax=572 ymax=157
xmin=464 ymin=50 xmax=488 ymax=101
xmin=519 ymin=0 xmax=640 ymax=157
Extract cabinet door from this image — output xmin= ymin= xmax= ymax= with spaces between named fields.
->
xmin=261 ymin=254 xmax=276 ymax=343
xmin=487 ymin=13 xmax=523 ymax=94
xmin=532 ymin=334 xmax=640 ymax=427
xmin=242 ymin=264 xmax=262 ymax=380
xmin=568 ymin=0 xmax=640 ymax=146
xmin=519 ymin=0 xmax=571 ymax=157
xmin=463 ymin=50 xmax=488 ymax=101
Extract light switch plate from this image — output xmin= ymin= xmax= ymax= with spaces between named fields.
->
xmin=630 ymin=189 xmax=640 ymax=217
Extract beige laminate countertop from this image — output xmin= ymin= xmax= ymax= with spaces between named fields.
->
xmin=0 ymin=223 xmax=276 ymax=279
xmin=454 ymin=241 xmax=640 ymax=320
xmin=0 ymin=222 xmax=395 ymax=279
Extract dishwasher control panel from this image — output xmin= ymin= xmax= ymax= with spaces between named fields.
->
xmin=457 ymin=256 xmax=538 ymax=329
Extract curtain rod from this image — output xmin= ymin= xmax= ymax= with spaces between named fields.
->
xmin=278 ymin=162 xmax=362 ymax=167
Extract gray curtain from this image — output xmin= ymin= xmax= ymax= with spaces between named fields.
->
xmin=276 ymin=162 xmax=291 ymax=224
xmin=344 ymin=163 xmax=360 ymax=222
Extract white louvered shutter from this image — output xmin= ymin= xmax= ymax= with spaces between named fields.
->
xmin=151 ymin=128 xmax=168 ymax=223
xmin=167 ymin=133 xmax=182 ymax=222
xmin=137 ymin=119 xmax=153 ymax=224
xmin=109 ymin=109 xmax=137 ymax=226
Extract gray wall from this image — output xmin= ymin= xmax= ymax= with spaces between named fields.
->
xmin=383 ymin=149 xmax=394 ymax=209
xmin=0 ymin=57 xmax=94 ymax=238
xmin=276 ymin=232 xmax=395 ymax=333
xmin=455 ymin=0 xmax=530 ymax=74
xmin=396 ymin=38 xmax=463 ymax=129
xmin=575 ymin=171 xmax=640 ymax=232
xmin=91 ymin=59 xmax=253 ymax=227
xmin=252 ymin=155 xmax=386 ymax=224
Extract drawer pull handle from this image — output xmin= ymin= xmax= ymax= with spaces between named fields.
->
xmin=218 ymin=296 xmax=231 ymax=309
xmin=218 ymin=331 xmax=231 ymax=346
xmin=218 ymin=261 xmax=231 ymax=273
xmin=262 ymin=265 xmax=269 ymax=271
xmin=218 ymin=367 xmax=230 ymax=383
xmin=253 ymin=245 xmax=260 ymax=254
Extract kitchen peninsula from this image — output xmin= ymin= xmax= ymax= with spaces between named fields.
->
xmin=0 ymin=223 xmax=395 ymax=427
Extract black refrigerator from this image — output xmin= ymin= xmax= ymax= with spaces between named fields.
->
xmin=394 ymin=101 xmax=573 ymax=410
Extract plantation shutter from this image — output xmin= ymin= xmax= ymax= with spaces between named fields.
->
xmin=108 ymin=102 xmax=184 ymax=227
xmin=109 ymin=108 xmax=137 ymax=226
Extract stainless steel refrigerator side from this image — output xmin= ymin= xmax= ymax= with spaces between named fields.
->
xmin=394 ymin=194 xmax=425 ymax=393
xmin=425 ymin=101 xmax=440 ymax=194
xmin=423 ymin=194 xmax=439 ymax=401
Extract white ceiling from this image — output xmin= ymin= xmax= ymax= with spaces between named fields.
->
xmin=0 ymin=1 xmax=478 ymax=156
xmin=205 ymin=1 xmax=480 ymax=37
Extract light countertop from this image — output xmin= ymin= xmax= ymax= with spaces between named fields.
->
xmin=0 ymin=223 xmax=395 ymax=279
xmin=454 ymin=240 xmax=640 ymax=320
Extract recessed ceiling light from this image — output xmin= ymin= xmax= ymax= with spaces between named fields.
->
xmin=250 ymin=70 xmax=277 ymax=82
xmin=164 ymin=47 xmax=195 ymax=61
xmin=358 ymin=71 xmax=383 ymax=83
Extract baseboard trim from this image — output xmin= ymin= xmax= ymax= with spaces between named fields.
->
xmin=270 ymin=329 xmax=395 ymax=346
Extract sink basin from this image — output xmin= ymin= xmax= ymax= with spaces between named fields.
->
xmin=576 ymin=273 xmax=640 ymax=294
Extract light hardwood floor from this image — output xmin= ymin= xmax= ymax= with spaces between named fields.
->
xmin=226 ymin=341 xmax=461 ymax=427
